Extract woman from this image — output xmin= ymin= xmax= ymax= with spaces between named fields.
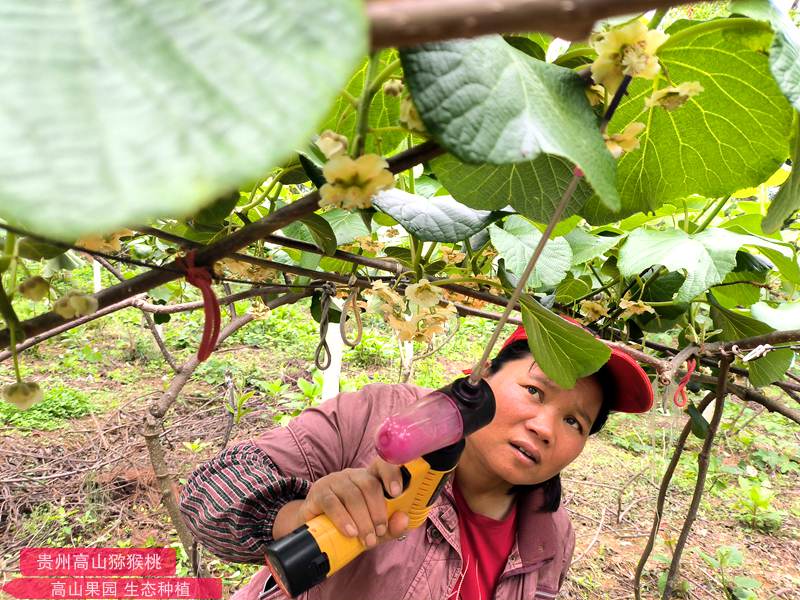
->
xmin=179 ymin=323 xmax=653 ymax=599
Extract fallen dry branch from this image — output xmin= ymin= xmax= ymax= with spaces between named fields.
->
xmin=572 ymin=506 xmax=607 ymax=566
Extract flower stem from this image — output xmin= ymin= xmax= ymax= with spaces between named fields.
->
xmin=3 ymin=232 xmax=18 ymax=297
xmin=241 ymin=174 xmax=282 ymax=213
xmin=368 ymin=58 xmax=402 ymax=95
xmin=422 ymin=241 xmax=438 ymax=263
xmin=0 ymin=284 xmax=23 ymax=381
xmin=351 ymin=53 xmax=382 ymax=157
xmin=0 ymin=231 xmax=24 ymax=374
xmin=407 ymin=137 xmax=417 ymax=195
xmin=571 ymin=276 xmax=621 ymax=305
xmin=3 ymin=232 xmax=14 ymax=257
xmin=600 ymin=75 xmax=632 ymax=133
xmin=695 ymin=196 xmax=730 ymax=233
xmin=409 ymin=236 xmax=422 ymax=278
xmin=267 ymin=183 xmax=284 ymax=216
xmin=682 ymin=199 xmax=690 ymax=233
xmin=8 ymin=316 xmax=21 ymax=383
xmin=648 ymin=8 xmax=667 ymax=29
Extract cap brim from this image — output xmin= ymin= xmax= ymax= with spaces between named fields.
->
xmin=603 ymin=348 xmax=653 ymax=413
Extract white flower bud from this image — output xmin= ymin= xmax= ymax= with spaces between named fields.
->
xmin=3 ymin=381 xmax=43 ymax=410
xmin=19 ymin=276 xmax=50 ymax=302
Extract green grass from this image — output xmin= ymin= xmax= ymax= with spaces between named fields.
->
xmin=344 ymin=327 xmax=398 ymax=367
xmin=231 ymin=301 xmax=318 ymax=352
xmin=0 ymin=384 xmax=96 ymax=430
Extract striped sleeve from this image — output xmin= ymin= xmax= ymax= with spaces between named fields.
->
xmin=179 ymin=440 xmax=310 ymax=564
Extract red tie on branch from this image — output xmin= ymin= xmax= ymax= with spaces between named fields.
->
xmin=178 ymin=251 xmax=221 ymax=363
xmin=672 ymin=358 xmax=697 ymax=408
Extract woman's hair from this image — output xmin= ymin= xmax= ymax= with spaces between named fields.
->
xmin=486 ymin=339 xmax=615 ymax=512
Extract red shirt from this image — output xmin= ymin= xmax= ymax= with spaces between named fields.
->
xmin=449 ymin=480 xmax=518 ymax=600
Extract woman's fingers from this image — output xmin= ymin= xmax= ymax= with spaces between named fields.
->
xmin=348 ymin=470 xmax=389 ymax=540
xmin=312 ymin=488 xmax=359 ymax=539
xmin=387 ymin=510 xmax=409 ymax=539
xmin=328 ymin=474 xmax=378 ymax=547
xmin=369 ymin=458 xmax=404 ymax=498
xmin=303 ymin=464 xmax=410 ymax=549
xmin=368 ymin=459 xmax=409 ymax=541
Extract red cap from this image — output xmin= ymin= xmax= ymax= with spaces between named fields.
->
xmin=473 ymin=319 xmax=653 ymax=414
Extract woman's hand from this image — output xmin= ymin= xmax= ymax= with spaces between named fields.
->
xmin=273 ymin=458 xmax=410 ymax=547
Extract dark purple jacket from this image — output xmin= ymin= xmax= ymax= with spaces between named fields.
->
xmin=180 ymin=383 xmax=575 ymax=599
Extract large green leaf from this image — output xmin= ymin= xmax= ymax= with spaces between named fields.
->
xmin=721 ymin=212 xmax=783 ymax=239
xmin=401 ymin=36 xmax=620 ymax=212
xmin=489 ymin=216 xmax=572 ymax=289
xmin=504 ymin=36 xmax=547 ymax=61
xmin=763 ymin=122 xmax=800 ymax=233
xmin=191 ymin=191 xmax=241 ymax=228
xmin=322 ymin=209 xmax=370 ymax=245
xmin=555 ymin=275 xmax=591 ymax=303
xmin=564 ymin=229 xmax=624 ymax=265
xmin=719 ymin=220 xmax=800 ymax=282
xmin=711 ymin=270 xmax=764 ymax=308
xmin=731 ymin=0 xmax=800 ymax=110
xmin=537 ymin=215 xmax=583 ymax=239
xmin=430 ymin=152 xmax=597 ymax=223
xmin=709 ymin=298 xmax=793 ymax=386
xmin=520 ymin=296 xmax=611 ymax=389
xmin=755 ymin=246 xmax=800 ymax=284
xmin=17 ymin=237 xmax=69 ymax=261
xmin=300 ymin=215 xmax=338 ymax=257
xmin=0 ymin=0 xmax=367 ymax=239
xmin=279 ymin=216 xmax=334 ymax=257
xmin=583 ymin=19 xmax=794 ymax=223
xmin=618 ymin=228 xmax=748 ymax=302
xmin=319 ymin=50 xmax=405 ymax=156
xmin=371 ymin=188 xmax=499 ymax=242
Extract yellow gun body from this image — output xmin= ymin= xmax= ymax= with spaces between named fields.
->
xmin=307 ymin=456 xmax=453 ymax=575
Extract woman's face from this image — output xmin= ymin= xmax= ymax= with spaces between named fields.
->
xmin=465 ymin=356 xmax=604 ymax=488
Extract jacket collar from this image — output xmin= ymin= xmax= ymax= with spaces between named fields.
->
xmin=430 ymin=478 xmax=558 ymax=567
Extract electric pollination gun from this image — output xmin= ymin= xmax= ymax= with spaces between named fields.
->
xmin=265 ymin=376 xmax=496 ymax=597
